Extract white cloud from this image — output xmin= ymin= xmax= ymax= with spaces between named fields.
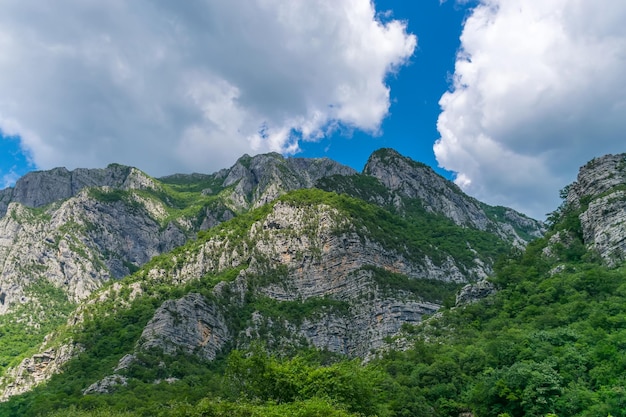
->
xmin=1 ymin=167 xmax=20 ymax=190
xmin=435 ymin=0 xmax=626 ymax=219
xmin=0 ymin=0 xmax=415 ymax=176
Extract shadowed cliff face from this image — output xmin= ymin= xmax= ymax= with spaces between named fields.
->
xmin=363 ymin=148 xmax=545 ymax=246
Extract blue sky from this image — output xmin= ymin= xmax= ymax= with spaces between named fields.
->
xmin=298 ymin=1 xmax=469 ymax=176
xmin=1 ymin=1 xmax=626 ymax=219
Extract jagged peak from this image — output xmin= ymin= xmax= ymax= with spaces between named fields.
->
xmin=0 ymin=163 xmax=156 ymax=217
xmin=220 ymin=152 xmax=356 ymax=208
xmin=566 ymin=153 xmax=626 ymax=208
xmin=365 ymin=148 xmax=430 ymax=172
xmin=363 ymin=148 xmax=461 ymax=197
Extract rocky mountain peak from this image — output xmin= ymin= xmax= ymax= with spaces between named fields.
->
xmin=361 ymin=148 xmax=545 ymax=246
xmin=363 ymin=148 xmax=472 ymax=220
xmin=564 ymin=153 xmax=626 ymax=266
xmin=218 ymin=152 xmax=356 ymax=210
xmin=0 ymin=164 xmax=157 ymax=217
xmin=566 ymin=153 xmax=626 ymax=208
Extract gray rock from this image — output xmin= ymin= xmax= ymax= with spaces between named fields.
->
xmin=138 ymin=293 xmax=230 ymax=361
xmin=83 ymin=374 xmax=128 ymax=395
xmin=141 ymin=202 xmax=471 ymax=358
xmin=220 ymin=153 xmax=356 ymax=210
xmin=566 ymin=153 xmax=626 ymax=265
xmin=364 ymin=148 xmax=544 ymax=245
xmin=0 ymin=344 xmax=81 ymax=401
xmin=455 ymin=280 xmax=496 ymax=306
xmin=566 ymin=154 xmax=626 ymax=208
xmin=0 ymin=164 xmax=158 ymax=217
xmin=0 ymin=187 xmax=187 ymax=313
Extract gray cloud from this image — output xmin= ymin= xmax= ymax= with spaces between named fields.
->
xmin=435 ymin=0 xmax=626 ymax=219
xmin=0 ymin=0 xmax=415 ymax=176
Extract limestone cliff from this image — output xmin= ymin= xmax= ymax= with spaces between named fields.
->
xmin=211 ymin=152 xmax=357 ymax=210
xmin=0 ymin=164 xmax=157 ymax=218
xmin=363 ymin=148 xmax=544 ymax=246
xmin=0 ymin=186 xmax=186 ymax=315
xmin=565 ymin=153 xmax=626 ymax=266
xmin=0 ymin=148 xmax=546 ymax=400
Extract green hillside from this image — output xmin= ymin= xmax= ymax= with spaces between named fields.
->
xmin=1 ymin=184 xmax=623 ymax=417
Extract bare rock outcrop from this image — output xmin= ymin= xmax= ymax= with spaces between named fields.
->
xmin=216 ymin=153 xmax=356 ymax=211
xmin=0 ymin=164 xmax=158 ymax=218
xmin=82 ymin=374 xmax=128 ymax=395
xmin=566 ymin=153 xmax=626 ymax=265
xmin=455 ymin=280 xmax=496 ymax=306
xmin=364 ymin=148 xmax=544 ymax=245
xmin=138 ymin=201 xmax=471 ymax=358
xmin=0 ymin=188 xmax=186 ymax=313
xmin=0 ymin=344 xmax=81 ymax=401
xmin=138 ymin=293 xmax=230 ymax=361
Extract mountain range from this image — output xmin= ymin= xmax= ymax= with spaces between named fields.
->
xmin=0 ymin=148 xmax=624 ymax=417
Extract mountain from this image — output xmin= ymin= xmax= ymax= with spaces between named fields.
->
xmin=564 ymin=154 xmax=626 ymax=266
xmin=0 ymin=148 xmax=550 ymax=414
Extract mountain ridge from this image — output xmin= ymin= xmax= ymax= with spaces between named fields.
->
xmin=0 ymin=148 xmax=547 ymax=407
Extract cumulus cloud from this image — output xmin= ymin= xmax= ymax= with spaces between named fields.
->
xmin=0 ymin=0 xmax=415 ymax=176
xmin=435 ymin=0 xmax=626 ymax=219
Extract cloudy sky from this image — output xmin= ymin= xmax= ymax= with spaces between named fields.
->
xmin=1 ymin=0 xmax=625 ymax=220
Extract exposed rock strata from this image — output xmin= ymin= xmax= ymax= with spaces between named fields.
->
xmin=138 ymin=293 xmax=230 ymax=361
xmin=0 ymin=344 xmax=81 ymax=401
xmin=215 ymin=153 xmax=357 ymax=211
xmin=455 ymin=280 xmax=497 ymax=306
xmin=566 ymin=154 xmax=626 ymax=208
xmin=0 ymin=189 xmax=186 ymax=313
xmin=0 ymin=149 xmax=552 ymax=401
xmin=364 ymin=148 xmax=544 ymax=245
xmin=0 ymin=164 xmax=158 ymax=217
xmin=136 ymin=202 xmax=468 ymax=359
xmin=566 ymin=153 xmax=626 ymax=265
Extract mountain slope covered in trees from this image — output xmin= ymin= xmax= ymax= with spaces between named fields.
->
xmin=1 ymin=150 xmax=624 ymax=416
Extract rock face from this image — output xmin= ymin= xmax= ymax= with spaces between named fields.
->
xmin=0 ymin=344 xmax=81 ymax=401
xmin=0 ymin=164 xmax=157 ymax=218
xmin=364 ymin=149 xmax=544 ymax=246
xmin=566 ymin=153 xmax=626 ymax=266
xmin=455 ymin=280 xmax=497 ymax=306
xmin=138 ymin=293 xmax=230 ymax=361
xmin=0 ymin=148 xmax=548 ymax=400
xmin=82 ymin=374 xmax=128 ymax=395
xmin=566 ymin=154 xmax=626 ymax=208
xmin=136 ymin=201 xmax=475 ymax=358
xmin=215 ymin=153 xmax=357 ymax=210
xmin=0 ymin=187 xmax=186 ymax=313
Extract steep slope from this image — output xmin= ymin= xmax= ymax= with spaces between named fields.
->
xmin=0 ymin=188 xmax=513 ymax=402
xmin=0 ymin=154 xmax=355 ymax=311
xmin=0 ymin=164 xmax=154 ymax=218
xmin=0 ymin=172 xmax=185 ymax=314
xmin=189 ymin=152 xmax=357 ymax=211
xmin=362 ymin=148 xmax=544 ymax=244
xmin=564 ymin=153 xmax=626 ymax=266
xmin=0 ymin=148 xmax=545 ymax=410
xmin=0 ymin=154 xmax=358 ymax=398
xmin=3 ymin=151 xmax=623 ymax=417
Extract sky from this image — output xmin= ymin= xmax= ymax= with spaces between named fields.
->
xmin=1 ymin=0 xmax=626 ymax=220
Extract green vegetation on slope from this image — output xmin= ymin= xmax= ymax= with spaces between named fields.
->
xmin=283 ymin=188 xmax=511 ymax=270
xmin=0 ymin=281 xmax=75 ymax=374
xmin=0 ymin=171 xmax=566 ymax=417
